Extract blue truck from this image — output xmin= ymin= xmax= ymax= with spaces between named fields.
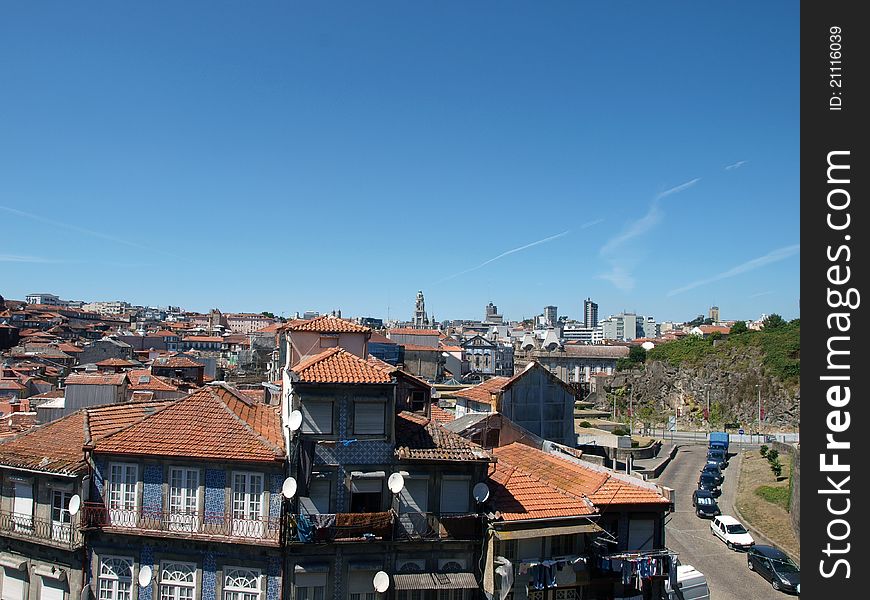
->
xmin=708 ymin=431 xmax=730 ymax=454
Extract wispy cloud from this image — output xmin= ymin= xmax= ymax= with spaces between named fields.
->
xmin=749 ymin=290 xmax=775 ymax=298
xmin=655 ymin=177 xmax=701 ymax=200
xmin=0 ymin=254 xmax=68 ymax=263
xmin=580 ymin=218 xmax=605 ymax=229
xmin=597 ymin=178 xmax=700 ymax=291
xmin=436 ymin=230 xmax=570 ymax=284
xmin=0 ymin=205 xmax=180 ymax=258
xmin=668 ymin=244 xmax=800 ymax=296
xmin=725 ymin=160 xmax=748 ymax=171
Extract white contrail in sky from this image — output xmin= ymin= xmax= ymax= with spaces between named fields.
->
xmin=435 ymin=230 xmax=570 ymax=284
xmin=725 ymin=160 xmax=748 ymax=170
xmin=668 ymin=244 xmax=800 ymax=296
xmin=749 ymin=290 xmax=775 ymax=298
xmin=580 ymin=218 xmax=604 ymax=229
xmin=0 ymin=254 xmax=66 ymax=263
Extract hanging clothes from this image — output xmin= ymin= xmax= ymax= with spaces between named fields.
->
xmin=296 ymin=513 xmax=314 ymax=542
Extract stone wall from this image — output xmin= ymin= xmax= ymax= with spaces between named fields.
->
xmin=772 ymin=441 xmax=800 ymax=538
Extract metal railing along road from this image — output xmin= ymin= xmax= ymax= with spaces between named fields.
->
xmin=0 ymin=509 xmax=83 ymax=548
xmin=81 ymin=502 xmax=281 ymax=544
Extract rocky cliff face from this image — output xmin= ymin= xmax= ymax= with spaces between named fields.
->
xmin=595 ymin=345 xmax=800 ymax=430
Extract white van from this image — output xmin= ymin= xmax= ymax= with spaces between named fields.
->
xmin=665 ymin=564 xmax=710 ymax=600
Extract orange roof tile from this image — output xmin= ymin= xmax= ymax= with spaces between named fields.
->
xmin=94 ymin=385 xmax=284 ymax=462
xmin=389 ymin=328 xmax=441 ymax=336
xmin=291 ymin=348 xmax=392 ymax=384
xmin=285 ymin=315 xmax=371 ymax=334
xmin=488 ymin=460 xmax=597 ymax=520
xmin=395 ymin=411 xmax=490 ymax=462
xmin=182 ymin=336 xmax=223 ymax=342
xmin=126 ymin=369 xmax=179 ymax=392
xmin=429 ymin=402 xmax=455 ymax=423
xmin=453 ymin=377 xmax=511 ymax=404
xmin=95 ymin=358 xmax=137 ymax=367
xmin=151 ymin=355 xmax=204 ymax=369
xmin=492 ymin=443 xmax=669 ymax=508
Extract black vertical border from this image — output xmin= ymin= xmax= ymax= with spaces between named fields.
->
xmin=801 ymin=1 xmax=868 ymax=597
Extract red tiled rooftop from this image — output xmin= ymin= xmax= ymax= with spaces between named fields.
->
xmin=492 ymin=443 xmax=669 ymax=508
xmin=389 ymin=328 xmax=441 ymax=336
xmin=65 ymin=373 xmax=127 ymax=386
xmin=285 ymin=315 xmax=371 ymax=334
xmin=181 ymin=336 xmax=223 ymax=343
xmin=291 ymin=348 xmax=393 ymax=385
xmin=395 ymin=411 xmax=491 ymax=462
xmin=429 ymin=402 xmax=455 ymax=423
xmin=95 ymin=358 xmax=137 ymax=367
xmin=488 ymin=460 xmax=597 ymax=521
xmin=95 ymin=385 xmax=284 ymax=462
xmin=453 ymin=377 xmax=511 ymax=404
xmin=126 ymin=369 xmax=179 ymax=392
xmin=151 ymin=355 xmax=204 ymax=369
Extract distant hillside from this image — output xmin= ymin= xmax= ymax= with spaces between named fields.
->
xmin=599 ymin=321 xmax=800 ymax=430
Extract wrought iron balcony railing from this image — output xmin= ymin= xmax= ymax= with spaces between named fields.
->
xmin=81 ymin=503 xmax=281 ymax=545
xmin=0 ymin=509 xmax=83 ymax=549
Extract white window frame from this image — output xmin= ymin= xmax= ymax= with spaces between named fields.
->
xmin=159 ymin=561 xmax=197 ymax=600
xmin=50 ymin=489 xmax=73 ymax=542
xmin=98 ymin=556 xmax=134 ymax=600
xmin=222 ymin=566 xmax=261 ymax=600
xmin=169 ymin=466 xmax=200 ymax=533
xmin=231 ymin=471 xmax=265 ymax=538
xmin=107 ymin=462 xmax=138 ymax=526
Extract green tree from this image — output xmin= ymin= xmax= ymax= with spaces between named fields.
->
xmin=578 ymin=421 xmax=592 ymax=428
xmin=760 ymin=445 xmax=769 ymax=458
xmin=261 ymin=311 xmax=276 ymax=319
xmin=766 ymin=449 xmax=780 ymax=464
xmin=629 ymin=345 xmax=647 ymax=363
xmin=770 ymin=460 xmax=783 ymax=478
xmin=730 ymin=321 xmax=748 ymax=334
xmin=763 ymin=313 xmax=787 ymax=329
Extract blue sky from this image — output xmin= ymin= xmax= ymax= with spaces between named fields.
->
xmin=0 ymin=1 xmax=799 ymax=323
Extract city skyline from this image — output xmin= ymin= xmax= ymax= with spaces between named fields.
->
xmin=1 ymin=1 xmax=799 ymax=321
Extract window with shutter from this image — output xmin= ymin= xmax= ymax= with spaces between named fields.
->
xmin=301 ymin=401 xmax=333 ymax=434
xmin=353 ymin=402 xmax=385 ymax=435
xmin=440 ymin=478 xmax=470 ymax=514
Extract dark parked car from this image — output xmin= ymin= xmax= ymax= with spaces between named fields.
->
xmin=697 ymin=473 xmax=721 ymax=496
xmin=747 ymin=545 xmax=800 ymax=593
xmin=691 ymin=489 xmax=721 ymax=518
xmin=707 ymin=448 xmax=728 ymax=467
xmin=700 ymin=463 xmax=724 ymax=484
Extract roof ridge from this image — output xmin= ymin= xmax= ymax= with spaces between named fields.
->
xmin=89 ymin=399 xmax=179 ymax=446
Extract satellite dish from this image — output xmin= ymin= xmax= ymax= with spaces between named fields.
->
xmin=281 ymin=477 xmax=297 ymax=499
xmin=287 ymin=410 xmax=303 ymax=432
xmin=473 ymin=482 xmax=490 ymax=503
xmin=138 ymin=565 xmax=153 ymax=587
xmin=387 ymin=472 xmax=405 ymax=494
xmin=68 ymin=494 xmax=81 ymax=516
xmin=373 ymin=571 xmax=390 ymax=593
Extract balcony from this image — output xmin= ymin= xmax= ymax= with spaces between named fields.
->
xmin=0 ymin=510 xmax=84 ymax=549
xmin=81 ymin=503 xmax=282 ymax=546
xmin=395 ymin=512 xmax=481 ymax=542
xmin=291 ymin=511 xmax=394 ymax=543
xmin=289 ymin=511 xmax=481 ymax=544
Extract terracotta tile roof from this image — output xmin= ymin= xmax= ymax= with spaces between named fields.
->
xmin=65 ymin=373 xmax=127 ymax=386
xmin=492 ymin=443 xmax=669 ymax=508
xmin=182 ymin=336 xmax=223 ymax=343
xmin=94 ymin=384 xmax=284 ymax=462
xmin=0 ymin=401 xmax=174 ymax=475
xmin=395 ymin=411 xmax=491 ymax=462
xmin=29 ymin=390 xmax=65 ymax=400
xmin=285 ymin=315 xmax=371 ymax=334
xmin=400 ymin=344 xmax=442 ymax=352
xmin=0 ymin=380 xmax=27 ymax=391
xmin=367 ymin=332 xmax=395 ymax=345
xmin=389 ymin=328 xmax=441 ymax=336
xmin=429 ymin=402 xmax=455 ymax=423
xmin=151 ymin=355 xmax=204 ymax=369
xmin=696 ymin=325 xmax=731 ymax=334
xmin=96 ymin=358 xmax=137 ymax=367
xmin=239 ymin=389 xmax=265 ymax=402
xmin=153 ymin=330 xmax=178 ymax=337
xmin=126 ymin=369 xmax=179 ymax=392
xmin=57 ymin=343 xmax=83 ymax=353
xmin=439 ymin=345 xmax=463 ymax=352
xmin=453 ymin=377 xmax=511 ymax=404
xmin=291 ymin=348 xmax=393 ymax=384
xmin=487 ymin=460 xmax=597 ymax=520
xmin=365 ymin=356 xmax=432 ymax=390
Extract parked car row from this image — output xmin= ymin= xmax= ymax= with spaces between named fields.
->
xmin=697 ymin=433 xmax=800 ymax=594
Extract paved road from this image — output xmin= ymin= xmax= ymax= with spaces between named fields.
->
xmin=653 ymin=444 xmax=789 ymax=600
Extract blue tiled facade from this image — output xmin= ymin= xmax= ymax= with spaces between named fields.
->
xmin=92 ymin=457 xmax=107 ymax=502
xmin=202 ymin=551 xmax=217 ymax=600
xmin=269 ymin=473 xmax=283 ymax=519
xmin=204 ymin=468 xmax=226 ymax=525
xmin=140 ymin=545 xmax=154 ymax=600
xmin=142 ymin=464 xmax=163 ymax=517
xmin=266 ymin=555 xmax=281 ymax=600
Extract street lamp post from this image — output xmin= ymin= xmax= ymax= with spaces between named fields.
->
xmin=755 ymin=383 xmax=762 ymax=442
xmin=629 ymin=384 xmax=634 ymax=436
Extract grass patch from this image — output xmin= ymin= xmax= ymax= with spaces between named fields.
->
xmin=755 ymin=485 xmax=790 ymax=510
xmin=735 ymin=450 xmax=800 ymax=561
